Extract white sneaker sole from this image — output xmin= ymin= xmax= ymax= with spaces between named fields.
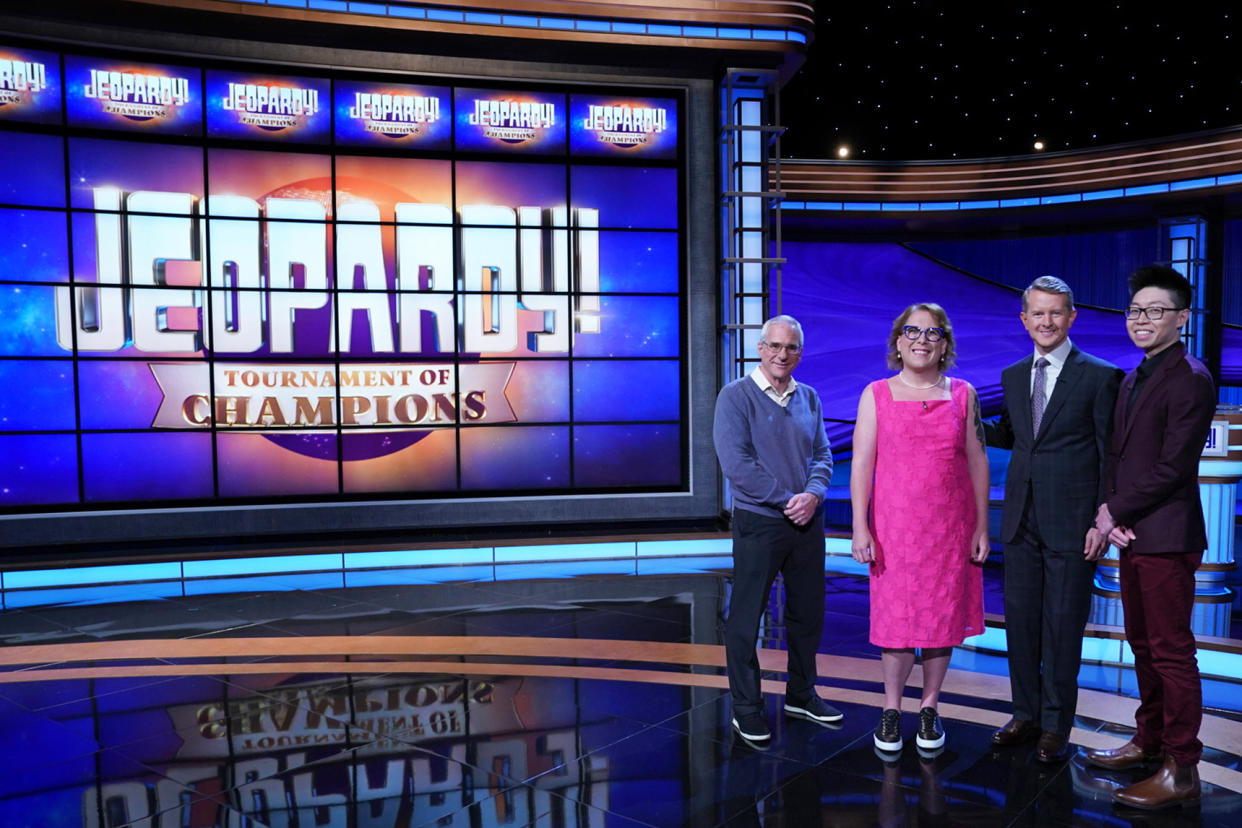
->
xmin=731 ymin=717 xmax=771 ymax=742
xmin=783 ymin=703 xmax=844 ymax=723
xmin=874 ymin=733 xmax=903 ymax=751
xmin=916 ymin=732 xmax=946 ymax=750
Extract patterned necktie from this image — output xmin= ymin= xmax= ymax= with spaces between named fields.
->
xmin=1031 ymin=357 xmax=1049 ymax=437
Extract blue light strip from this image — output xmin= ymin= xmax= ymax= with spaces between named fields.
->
xmin=3 ymin=561 xmax=183 ymax=589
xmin=961 ymin=610 xmax=1242 ymax=684
xmin=0 ymin=538 xmax=738 ymax=606
xmin=231 ymin=0 xmax=808 ymax=43
xmin=781 ymin=171 xmax=1242 ymax=214
xmin=3 ymin=538 xmax=1237 ymax=684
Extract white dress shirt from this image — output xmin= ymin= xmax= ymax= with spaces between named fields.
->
xmin=1031 ymin=337 xmax=1073 ymax=400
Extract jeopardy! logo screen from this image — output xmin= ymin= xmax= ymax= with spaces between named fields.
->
xmin=65 ymin=55 xmax=202 ymax=136
xmin=0 ymin=47 xmax=684 ymax=509
xmin=335 ymin=80 xmax=451 ymax=149
xmin=207 ymin=69 xmax=330 ymax=142
xmin=571 ymin=94 xmax=677 ymax=159
xmin=455 ymin=87 xmax=566 ymax=153
xmin=0 ymin=46 xmax=61 ymax=124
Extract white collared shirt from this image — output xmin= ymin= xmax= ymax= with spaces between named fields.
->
xmin=1031 ymin=338 xmax=1073 ymax=399
xmin=750 ymin=365 xmax=798 ymax=407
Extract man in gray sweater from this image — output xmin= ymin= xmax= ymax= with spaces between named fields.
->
xmin=713 ymin=315 xmax=841 ymax=747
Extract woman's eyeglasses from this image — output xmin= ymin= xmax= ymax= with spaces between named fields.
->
xmin=901 ymin=325 xmax=946 ymax=342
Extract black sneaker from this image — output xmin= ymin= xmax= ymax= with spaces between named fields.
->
xmin=874 ymin=708 xmax=902 ymax=751
xmin=784 ymin=695 xmax=844 ymax=726
xmin=916 ymin=706 xmax=945 ymax=750
xmin=731 ymin=711 xmax=771 ymax=746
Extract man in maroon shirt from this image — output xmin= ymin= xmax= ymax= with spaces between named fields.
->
xmin=1090 ymin=265 xmax=1216 ymax=810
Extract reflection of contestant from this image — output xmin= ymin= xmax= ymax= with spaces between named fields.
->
xmin=713 ymin=315 xmax=841 ymax=748
xmin=851 ymin=304 xmax=989 ymax=754
xmin=876 ymin=749 xmax=952 ymax=828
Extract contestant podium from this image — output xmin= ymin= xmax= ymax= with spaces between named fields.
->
xmin=1090 ymin=405 xmax=1241 ymax=636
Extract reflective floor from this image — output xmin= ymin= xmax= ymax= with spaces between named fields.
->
xmin=1 ymin=561 xmax=1240 ymax=826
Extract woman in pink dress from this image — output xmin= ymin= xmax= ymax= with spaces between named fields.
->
xmin=850 ymin=303 xmax=990 ymax=754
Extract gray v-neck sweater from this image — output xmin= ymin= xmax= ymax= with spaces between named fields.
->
xmin=712 ymin=376 xmax=833 ymax=519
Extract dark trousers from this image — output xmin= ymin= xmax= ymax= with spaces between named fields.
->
xmin=724 ymin=507 xmax=825 ymax=716
xmin=1003 ymin=510 xmax=1097 ymax=735
xmin=1120 ymin=549 xmax=1203 ymax=766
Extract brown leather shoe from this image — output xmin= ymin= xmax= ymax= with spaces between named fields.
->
xmin=1086 ymin=740 xmax=1165 ymax=770
xmin=1112 ymin=756 xmax=1200 ymax=810
xmin=991 ymin=718 xmax=1038 ymax=746
xmin=1036 ymin=731 xmax=1071 ymax=763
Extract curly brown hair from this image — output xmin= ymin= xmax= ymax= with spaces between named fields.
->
xmin=886 ymin=303 xmax=956 ymax=371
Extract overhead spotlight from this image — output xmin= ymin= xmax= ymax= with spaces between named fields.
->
xmin=1033 ymin=140 xmax=1046 ymax=151
xmin=837 ymin=145 xmax=851 ymax=158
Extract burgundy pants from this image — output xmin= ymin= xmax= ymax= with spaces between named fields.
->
xmin=1119 ymin=550 xmax=1203 ymax=766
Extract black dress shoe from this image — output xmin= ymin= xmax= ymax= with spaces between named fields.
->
xmin=1036 ymin=731 xmax=1071 ymax=763
xmin=991 ymin=718 xmax=1038 ymax=746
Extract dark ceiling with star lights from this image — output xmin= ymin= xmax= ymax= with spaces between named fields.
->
xmin=778 ymin=4 xmax=1240 ymax=162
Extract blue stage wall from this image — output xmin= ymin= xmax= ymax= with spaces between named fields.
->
xmin=778 ymin=240 xmax=1142 ymax=456
xmin=907 ymin=228 xmax=1158 ymax=312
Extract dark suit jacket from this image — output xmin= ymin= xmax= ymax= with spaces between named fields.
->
xmin=985 ymin=345 xmax=1123 ymax=551
xmin=1105 ymin=342 xmax=1216 ymax=555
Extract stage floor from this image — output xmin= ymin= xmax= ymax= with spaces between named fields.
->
xmin=1 ymin=560 xmax=1240 ymax=826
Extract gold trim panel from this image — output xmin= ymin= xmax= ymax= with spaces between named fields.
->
xmin=780 ymin=130 xmax=1242 ymax=201
xmin=128 ymin=0 xmax=814 ymax=49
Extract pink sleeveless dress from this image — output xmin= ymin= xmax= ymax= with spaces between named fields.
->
xmin=867 ymin=377 xmax=984 ymax=648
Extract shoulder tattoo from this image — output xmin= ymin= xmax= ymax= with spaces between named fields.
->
xmin=971 ymin=388 xmax=986 ymax=451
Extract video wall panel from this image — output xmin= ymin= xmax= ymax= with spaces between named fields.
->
xmin=0 ymin=44 xmax=686 ymax=513
xmin=0 ymin=45 xmax=61 ymax=124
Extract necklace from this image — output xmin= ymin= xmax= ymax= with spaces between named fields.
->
xmin=896 ymin=372 xmax=942 ymax=390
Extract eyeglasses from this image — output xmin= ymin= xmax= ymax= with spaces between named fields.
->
xmin=1124 ymin=306 xmax=1185 ymax=321
xmin=901 ymin=325 xmax=946 ymax=342
xmin=760 ymin=341 xmax=802 ymax=355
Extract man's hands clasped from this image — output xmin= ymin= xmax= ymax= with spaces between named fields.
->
xmin=784 ymin=492 xmax=820 ymax=526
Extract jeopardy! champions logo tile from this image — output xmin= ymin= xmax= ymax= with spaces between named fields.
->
xmin=65 ymin=55 xmax=201 ymax=135
xmin=209 ymin=70 xmax=330 ymax=142
xmin=570 ymin=95 xmax=677 ymax=159
xmin=335 ymin=80 xmax=451 ymax=148
xmin=0 ymin=46 xmax=62 ymax=124
xmin=455 ymin=87 xmax=565 ymax=153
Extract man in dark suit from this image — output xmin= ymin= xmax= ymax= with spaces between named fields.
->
xmin=1089 ymin=265 xmax=1215 ymax=810
xmin=984 ymin=276 xmax=1122 ymax=763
